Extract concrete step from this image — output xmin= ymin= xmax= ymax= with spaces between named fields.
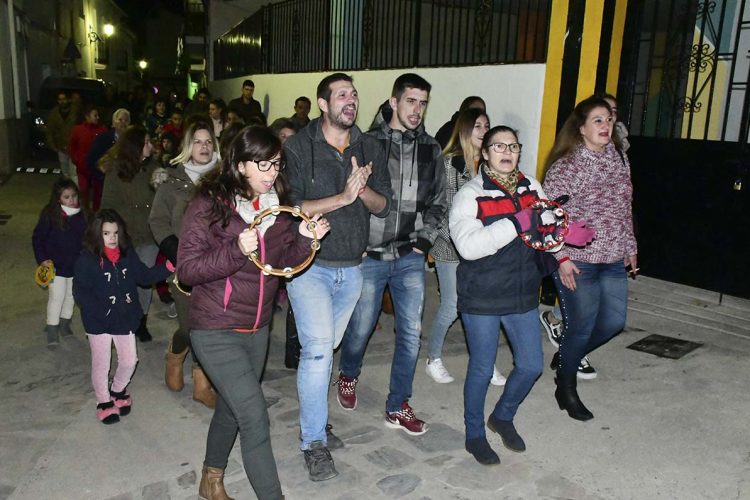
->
xmin=628 ymin=276 xmax=750 ymax=340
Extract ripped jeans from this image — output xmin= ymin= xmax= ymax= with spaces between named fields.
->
xmin=287 ymin=263 xmax=363 ymax=450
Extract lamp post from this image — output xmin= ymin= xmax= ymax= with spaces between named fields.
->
xmin=138 ymin=59 xmax=148 ymax=79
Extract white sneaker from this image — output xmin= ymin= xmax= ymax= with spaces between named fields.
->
xmin=426 ymin=358 xmax=454 ymax=383
xmin=490 ymin=365 xmax=507 ymax=386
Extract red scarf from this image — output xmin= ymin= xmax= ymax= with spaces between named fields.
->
xmin=104 ymin=246 xmax=121 ymax=264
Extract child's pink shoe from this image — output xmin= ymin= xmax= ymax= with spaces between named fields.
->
xmin=96 ymin=401 xmax=120 ymax=424
xmin=110 ymin=389 xmax=132 ymax=416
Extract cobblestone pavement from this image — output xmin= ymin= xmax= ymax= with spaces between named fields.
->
xmin=2 ymin=172 xmax=749 ymax=500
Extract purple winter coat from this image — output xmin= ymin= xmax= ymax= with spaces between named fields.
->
xmin=177 ymin=195 xmax=313 ymax=331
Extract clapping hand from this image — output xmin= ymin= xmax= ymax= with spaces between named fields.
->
xmin=299 ymin=213 xmax=330 ymax=240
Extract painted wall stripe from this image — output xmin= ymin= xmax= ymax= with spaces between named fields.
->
xmin=607 ymin=0 xmax=629 ymax=95
xmin=575 ymin=0 xmax=605 ymax=103
xmin=536 ymin=0 xmax=570 ymax=177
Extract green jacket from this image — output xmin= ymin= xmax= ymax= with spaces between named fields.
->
xmin=101 ymin=158 xmax=159 ymax=247
xmin=44 ymin=105 xmax=79 ymax=151
xmin=148 ymin=164 xmax=196 ymax=264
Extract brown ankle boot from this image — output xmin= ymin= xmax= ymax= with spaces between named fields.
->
xmin=165 ymin=341 xmax=188 ymax=392
xmin=192 ymin=365 xmax=217 ymax=408
xmin=199 ymin=465 xmax=234 ymax=500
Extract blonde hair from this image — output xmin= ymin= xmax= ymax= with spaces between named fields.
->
xmin=443 ymin=108 xmax=489 ymax=176
xmin=170 ymin=121 xmax=218 ymax=166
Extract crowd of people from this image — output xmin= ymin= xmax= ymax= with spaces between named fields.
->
xmin=32 ymin=71 xmax=637 ymax=499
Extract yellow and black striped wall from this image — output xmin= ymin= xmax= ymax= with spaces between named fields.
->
xmin=536 ymin=0 xmax=629 ymax=178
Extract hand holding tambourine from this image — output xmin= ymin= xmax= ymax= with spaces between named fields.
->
xmin=35 ymin=260 xmax=55 ymax=289
xmin=517 ymin=198 xmax=595 ymax=250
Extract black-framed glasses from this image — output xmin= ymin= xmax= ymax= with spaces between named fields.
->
xmin=251 ymin=159 xmax=285 ymax=172
xmin=488 ymin=142 xmax=522 ymax=153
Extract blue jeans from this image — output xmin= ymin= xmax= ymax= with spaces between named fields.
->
xmin=427 ymin=260 xmax=459 ymax=360
xmin=190 ymin=327 xmax=282 ymax=500
xmin=553 ymin=261 xmax=628 ymax=378
xmin=462 ymin=309 xmax=543 ymax=440
xmin=287 ymin=264 xmax=363 ymax=450
xmin=339 ymin=251 xmax=425 ymax=413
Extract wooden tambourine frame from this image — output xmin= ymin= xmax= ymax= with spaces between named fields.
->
xmin=248 ymin=205 xmax=319 ymax=278
xmin=172 ymin=205 xmax=320 ymax=296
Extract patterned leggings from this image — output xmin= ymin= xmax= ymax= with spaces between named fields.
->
xmin=88 ymin=333 xmax=138 ymax=404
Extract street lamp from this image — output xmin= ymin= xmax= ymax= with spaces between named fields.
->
xmin=103 ymin=24 xmax=115 ymax=37
xmin=138 ymin=59 xmax=148 ymax=78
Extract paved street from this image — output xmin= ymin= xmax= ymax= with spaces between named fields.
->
xmin=1 ymin=170 xmax=749 ymax=500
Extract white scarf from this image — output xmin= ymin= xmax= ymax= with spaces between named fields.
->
xmin=184 ymin=153 xmax=219 ymax=184
xmin=234 ymin=190 xmax=280 ymax=236
xmin=61 ymin=205 xmax=81 ymax=216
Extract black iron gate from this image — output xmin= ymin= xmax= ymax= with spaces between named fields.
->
xmin=618 ymin=0 xmax=750 ymax=298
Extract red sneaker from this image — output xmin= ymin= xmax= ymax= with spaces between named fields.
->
xmin=385 ymin=401 xmax=428 ymax=435
xmin=336 ymin=374 xmax=357 ymax=410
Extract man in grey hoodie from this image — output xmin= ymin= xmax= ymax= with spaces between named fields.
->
xmin=336 ymin=73 xmax=447 ymax=436
xmin=283 ymin=73 xmax=392 ymax=482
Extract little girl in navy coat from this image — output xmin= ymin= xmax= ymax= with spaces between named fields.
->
xmin=32 ymin=178 xmax=87 ymax=345
xmin=74 ymin=209 xmax=173 ymax=424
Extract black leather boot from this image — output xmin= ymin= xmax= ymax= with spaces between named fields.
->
xmin=555 ymin=373 xmax=593 ymax=421
xmin=135 ymin=315 xmax=153 ymax=342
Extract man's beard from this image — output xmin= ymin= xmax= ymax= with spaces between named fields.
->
xmin=328 ymin=106 xmax=356 ymax=130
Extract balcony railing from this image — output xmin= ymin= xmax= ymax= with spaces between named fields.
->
xmin=214 ymin=0 xmax=551 ymax=79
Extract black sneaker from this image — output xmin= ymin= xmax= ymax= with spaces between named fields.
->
xmin=577 ymin=356 xmax=597 ymax=380
xmin=539 ymin=310 xmax=563 ymax=347
xmin=303 ymin=441 xmax=338 ymax=481
xmin=326 ymin=423 xmax=344 ymax=450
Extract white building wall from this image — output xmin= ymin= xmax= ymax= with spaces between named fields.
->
xmin=209 ymin=64 xmax=546 ymax=177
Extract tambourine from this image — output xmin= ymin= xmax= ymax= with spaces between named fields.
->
xmin=519 ymin=198 xmax=569 ymax=251
xmin=171 ymin=205 xmax=320 ymax=296
xmin=172 ymin=275 xmax=192 ymax=296
xmin=248 ymin=205 xmax=319 ymax=278
xmin=35 ymin=262 xmax=55 ymax=288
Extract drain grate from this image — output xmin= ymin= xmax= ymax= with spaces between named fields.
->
xmin=16 ymin=166 xmax=61 ymax=175
xmin=627 ymin=334 xmax=702 ymax=359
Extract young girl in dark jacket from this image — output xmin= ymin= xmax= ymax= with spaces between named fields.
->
xmin=32 ymin=178 xmax=87 ymax=345
xmin=73 ymin=209 xmax=173 ymax=424
xmin=177 ymin=127 xmax=329 ymax=500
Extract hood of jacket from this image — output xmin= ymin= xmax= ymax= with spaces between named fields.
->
xmin=368 ymin=100 xmax=427 ymax=141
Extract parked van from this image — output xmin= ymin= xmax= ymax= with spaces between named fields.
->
xmin=30 ymin=77 xmax=107 ymax=159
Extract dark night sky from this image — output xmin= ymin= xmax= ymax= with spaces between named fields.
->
xmin=114 ymin=0 xmax=185 ymax=21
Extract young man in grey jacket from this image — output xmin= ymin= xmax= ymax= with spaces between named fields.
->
xmin=336 ymin=73 xmax=448 ymax=436
xmin=283 ymin=73 xmax=392 ymax=481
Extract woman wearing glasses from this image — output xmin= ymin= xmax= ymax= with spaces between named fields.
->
xmin=149 ymin=121 xmax=219 ymax=407
xmin=427 ymin=108 xmax=510 ymax=385
xmin=177 ymin=126 xmax=329 ymax=499
xmin=450 ymin=126 xmax=592 ymax=465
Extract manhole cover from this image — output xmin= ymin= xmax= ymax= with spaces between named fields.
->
xmin=627 ymin=334 xmax=702 ymax=359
